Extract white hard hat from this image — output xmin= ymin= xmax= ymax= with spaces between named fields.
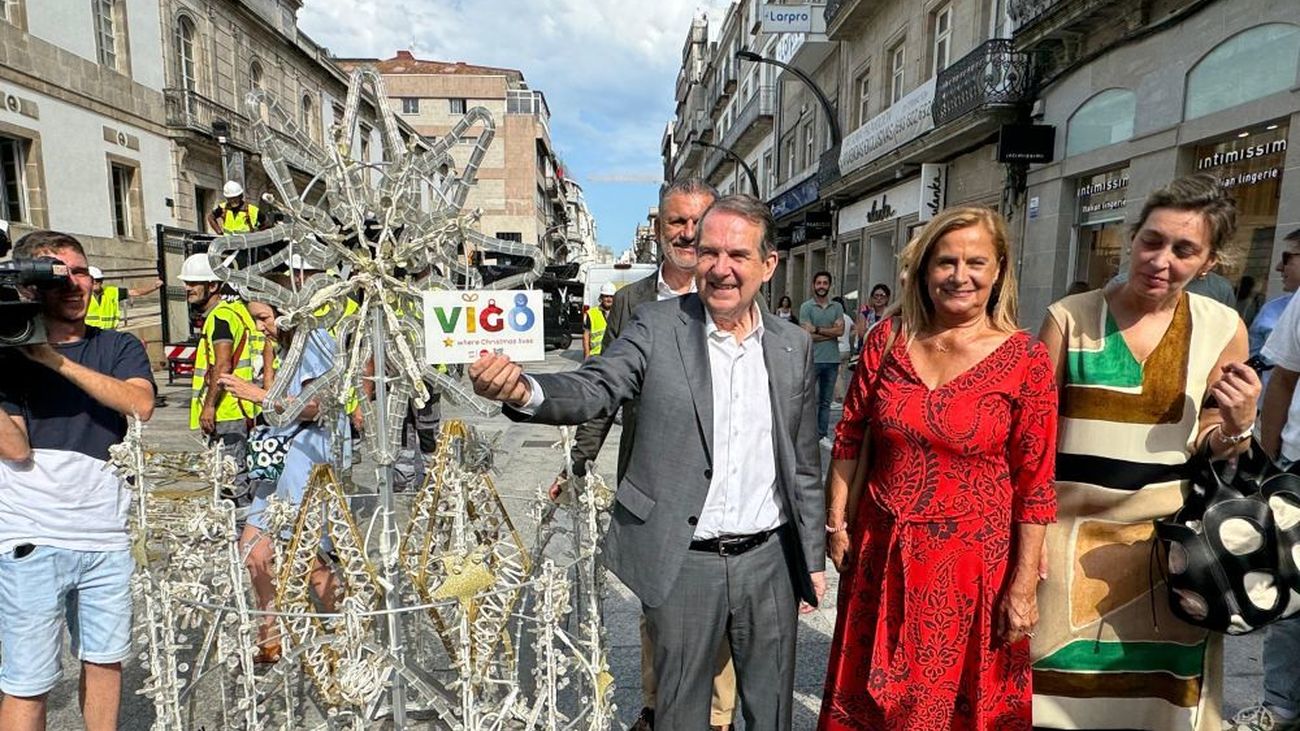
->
xmin=599 ymin=282 xmax=617 ymax=296
xmin=222 ymin=180 xmax=244 ymax=198
xmin=88 ymin=266 xmax=104 ymax=280
xmin=177 ymin=253 xmax=220 ymax=282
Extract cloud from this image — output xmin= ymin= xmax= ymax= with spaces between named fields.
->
xmin=297 ymin=0 xmax=733 ymax=247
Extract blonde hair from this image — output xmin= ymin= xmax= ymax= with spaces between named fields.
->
xmin=896 ymin=206 xmax=1020 ymax=337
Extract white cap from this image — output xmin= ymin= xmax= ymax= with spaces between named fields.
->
xmin=599 ymin=282 xmax=617 ymax=296
xmin=177 ymin=253 xmax=220 ymax=282
xmin=222 ymin=180 xmax=244 ymax=198
xmin=88 ymin=266 xmax=104 ymax=280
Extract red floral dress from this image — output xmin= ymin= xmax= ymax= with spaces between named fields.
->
xmin=818 ymin=322 xmax=1058 ymax=731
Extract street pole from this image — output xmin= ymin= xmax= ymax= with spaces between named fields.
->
xmin=692 ymin=140 xmax=760 ymax=197
xmin=735 ymin=50 xmax=841 ymax=147
xmin=371 ymin=304 xmax=409 ymax=730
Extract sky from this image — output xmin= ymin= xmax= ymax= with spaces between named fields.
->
xmin=297 ymin=0 xmax=734 ymax=255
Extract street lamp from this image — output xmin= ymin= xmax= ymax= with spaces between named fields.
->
xmin=692 ymin=140 xmax=760 ymax=198
xmin=736 ymin=50 xmax=841 ymax=148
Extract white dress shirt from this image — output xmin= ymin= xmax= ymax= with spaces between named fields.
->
xmin=693 ymin=306 xmax=783 ymax=540
xmin=656 ymin=265 xmax=697 ymax=301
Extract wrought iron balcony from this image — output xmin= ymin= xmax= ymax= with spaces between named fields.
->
xmin=824 ymin=0 xmax=844 ymax=26
xmin=163 ymin=88 xmax=252 ymax=148
xmin=931 ymin=39 xmax=1035 ymax=128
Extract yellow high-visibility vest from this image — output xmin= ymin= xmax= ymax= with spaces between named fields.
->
xmin=189 ymin=301 xmax=258 ymax=430
xmin=220 ymin=203 xmax=260 ymax=233
xmin=587 ymin=307 xmax=608 ymax=356
xmin=86 ymin=285 xmax=123 ymax=330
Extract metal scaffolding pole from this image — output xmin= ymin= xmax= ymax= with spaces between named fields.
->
xmin=371 ymin=303 xmax=409 ymax=729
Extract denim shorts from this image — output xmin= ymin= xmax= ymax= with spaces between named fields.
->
xmin=0 ymin=545 xmax=134 ymax=697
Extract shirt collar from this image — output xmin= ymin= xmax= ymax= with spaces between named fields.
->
xmin=705 ymin=302 xmax=765 ymax=344
xmin=657 ymin=265 xmax=697 ymax=297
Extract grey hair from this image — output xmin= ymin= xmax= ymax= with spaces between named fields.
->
xmin=658 ymin=178 xmax=718 ymax=210
xmin=697 ymin=194 xmax=777 ymax=257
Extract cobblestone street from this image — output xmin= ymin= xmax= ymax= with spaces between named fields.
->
xmin=30 ymin=339 xmax=1264 ymax=729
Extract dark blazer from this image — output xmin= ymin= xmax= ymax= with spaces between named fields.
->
xmin=511 ymin=294 xmax=824 ymax=608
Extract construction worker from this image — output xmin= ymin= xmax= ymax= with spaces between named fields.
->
xmin=177 ymin=252 xmax=258 ymax=506
xmin=85 ymin=265 xmax=164 ymax=330
xmin=207 ymin=180 xmax=262 ymax=235
xmin=584 ymin=282 xmax=616 ymax=358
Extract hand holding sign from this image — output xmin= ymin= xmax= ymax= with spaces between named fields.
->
xmin=469 ymin=353 xmax=532 ymax=408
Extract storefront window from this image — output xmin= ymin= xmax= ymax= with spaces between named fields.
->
xmin=1193 ymin=122 xmax=1288 ymax=290
xmin=1066 ymin=89 xmax=1136 ymax=157
xmin=1073 ymin=166 xmax=1130 ymax=290
xmin=1185 ymin=24 xmax=1300 ymax=120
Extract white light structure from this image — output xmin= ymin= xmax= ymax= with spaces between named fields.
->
xmin=117 ymin=69 xmax=615 ymax=730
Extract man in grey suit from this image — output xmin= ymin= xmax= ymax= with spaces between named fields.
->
xmin=557 ymin=179 xmax=739 ymax=731
xmin=471 ymin=195 xmax=825 ymax=730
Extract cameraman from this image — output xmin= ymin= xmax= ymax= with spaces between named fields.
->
xmin=0 ymin=231 xmax=156 ymax=731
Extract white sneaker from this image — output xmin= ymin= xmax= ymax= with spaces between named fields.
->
xmin=819 ymin=436 xmax=834 ymax=450
xmin=1225 ymin=705 xmax=1300 ymax=731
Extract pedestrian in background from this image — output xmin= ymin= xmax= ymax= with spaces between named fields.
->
xmin=820 ymin=207 xmax=1056 ymax=730
xmin=853 ymin=283 xmax=891 ymax=345
xmin=775 ymin=294 xmax=796 ymax=324
xmin=800 ymin=271 xmax=845 ymax=446
xmin=85 ymin=266 xmax=163 ymax=331
xmin=1034 ymin=174 xmax=1257 ymax=731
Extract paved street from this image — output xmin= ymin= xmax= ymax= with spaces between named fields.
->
xmin=39 ymin=337 xmax=1264 ymax=729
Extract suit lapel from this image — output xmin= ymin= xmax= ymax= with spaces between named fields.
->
xmin=761 ymin=313 xmax=795 ymax=483
xmin=676 ymin=295 xmax=714 ymax=464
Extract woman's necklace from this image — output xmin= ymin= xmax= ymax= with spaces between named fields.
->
xmin=922 ymin=321 xmax=988 ymax=352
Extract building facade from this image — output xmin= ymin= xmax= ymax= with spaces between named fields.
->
xmin=0 ymin=0 xmax=173 ymax=301
xmin=341 ymin=51 xmax=574 ymax=266
xmin=663 ymin=0 xmax=1299 ymax=328
xmin=1016 ymin=0 xmax=1300 ymax=322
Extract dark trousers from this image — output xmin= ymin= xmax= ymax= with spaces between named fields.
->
xmin=643 ymin=535 xmax=798 ymax=730
xmin=814 ymin=362 xmax=839 ymax=438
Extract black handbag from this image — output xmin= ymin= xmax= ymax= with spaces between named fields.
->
xmin=1154 ymin=440 xmax=1300 ymax=634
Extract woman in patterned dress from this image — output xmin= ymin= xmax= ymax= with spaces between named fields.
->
xmin=819 ymin=207 xmax=1059 ymax=730
xmin=1031 ymin=174 xmax=1259 ymax=730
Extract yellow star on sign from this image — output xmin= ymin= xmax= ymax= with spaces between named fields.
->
xmin=443 ymin=337 xmax=455 ymax=347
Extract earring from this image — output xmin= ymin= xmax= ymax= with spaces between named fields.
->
xmin=1198 ymin=271 xmax=1209 ymax=279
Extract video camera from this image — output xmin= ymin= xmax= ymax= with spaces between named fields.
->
xmin=0 ymin=222 xmax=70 ymax=347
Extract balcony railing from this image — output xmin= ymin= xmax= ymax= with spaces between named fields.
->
xmin=164 ymin=88 xmax=252 ymax=148
xmin=1008 ymin=0 xmax=1062 ymax=29
xmin=825 ymin=0 xmax=844 ymax=25
xmin=931 ymin=39 xmax=1035 ymax=128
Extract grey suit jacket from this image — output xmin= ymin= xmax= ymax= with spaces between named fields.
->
xmin=511 ymin=294 xmax=825 ymax=608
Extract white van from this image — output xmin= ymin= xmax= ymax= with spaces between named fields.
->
xmin=581 ymin=262 xmax=658 ymax=309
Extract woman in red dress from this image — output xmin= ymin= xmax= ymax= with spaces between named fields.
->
xmin=818 ymin=207 xmax=1058 ymax=730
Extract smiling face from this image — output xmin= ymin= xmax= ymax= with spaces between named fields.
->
xmin=32 ymin=248 xmax=92 ymax=324
xmin=695 ymin=210 xmax=777 ymax=323
xmin=813 ymin=273 xmax=831 ymax=298
xmin=924 ymin=224 xmax=1002 ymax=324
xmin=1126 ymin=207 xmax=1216 ymax=302
xmin=658 ymin=191 xmax=714 ymax=273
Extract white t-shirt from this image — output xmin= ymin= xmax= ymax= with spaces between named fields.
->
xmin=839 ymin=313 xmax=852 ymax=355
xmin=1261 ymin=293 xmax=1300 ymax=462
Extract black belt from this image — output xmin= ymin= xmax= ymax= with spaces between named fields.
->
xmin=689 ymin=527 xmax=779 ymax=556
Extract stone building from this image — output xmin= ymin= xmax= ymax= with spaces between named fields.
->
xmin=1015 ymin=0 xmax=1300 ymax=323
xmin=338 ymin=51 xmax=573 ymax=265
xmin=0 ymin=0 xmax=173 ymax=335
xmin=664 ymin=0 xmax=1300 ymax=328
xmin=159 ymin=0 xmax=393 ymax=234
xmin=561 ymin=177 xmax=598 ymax=264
